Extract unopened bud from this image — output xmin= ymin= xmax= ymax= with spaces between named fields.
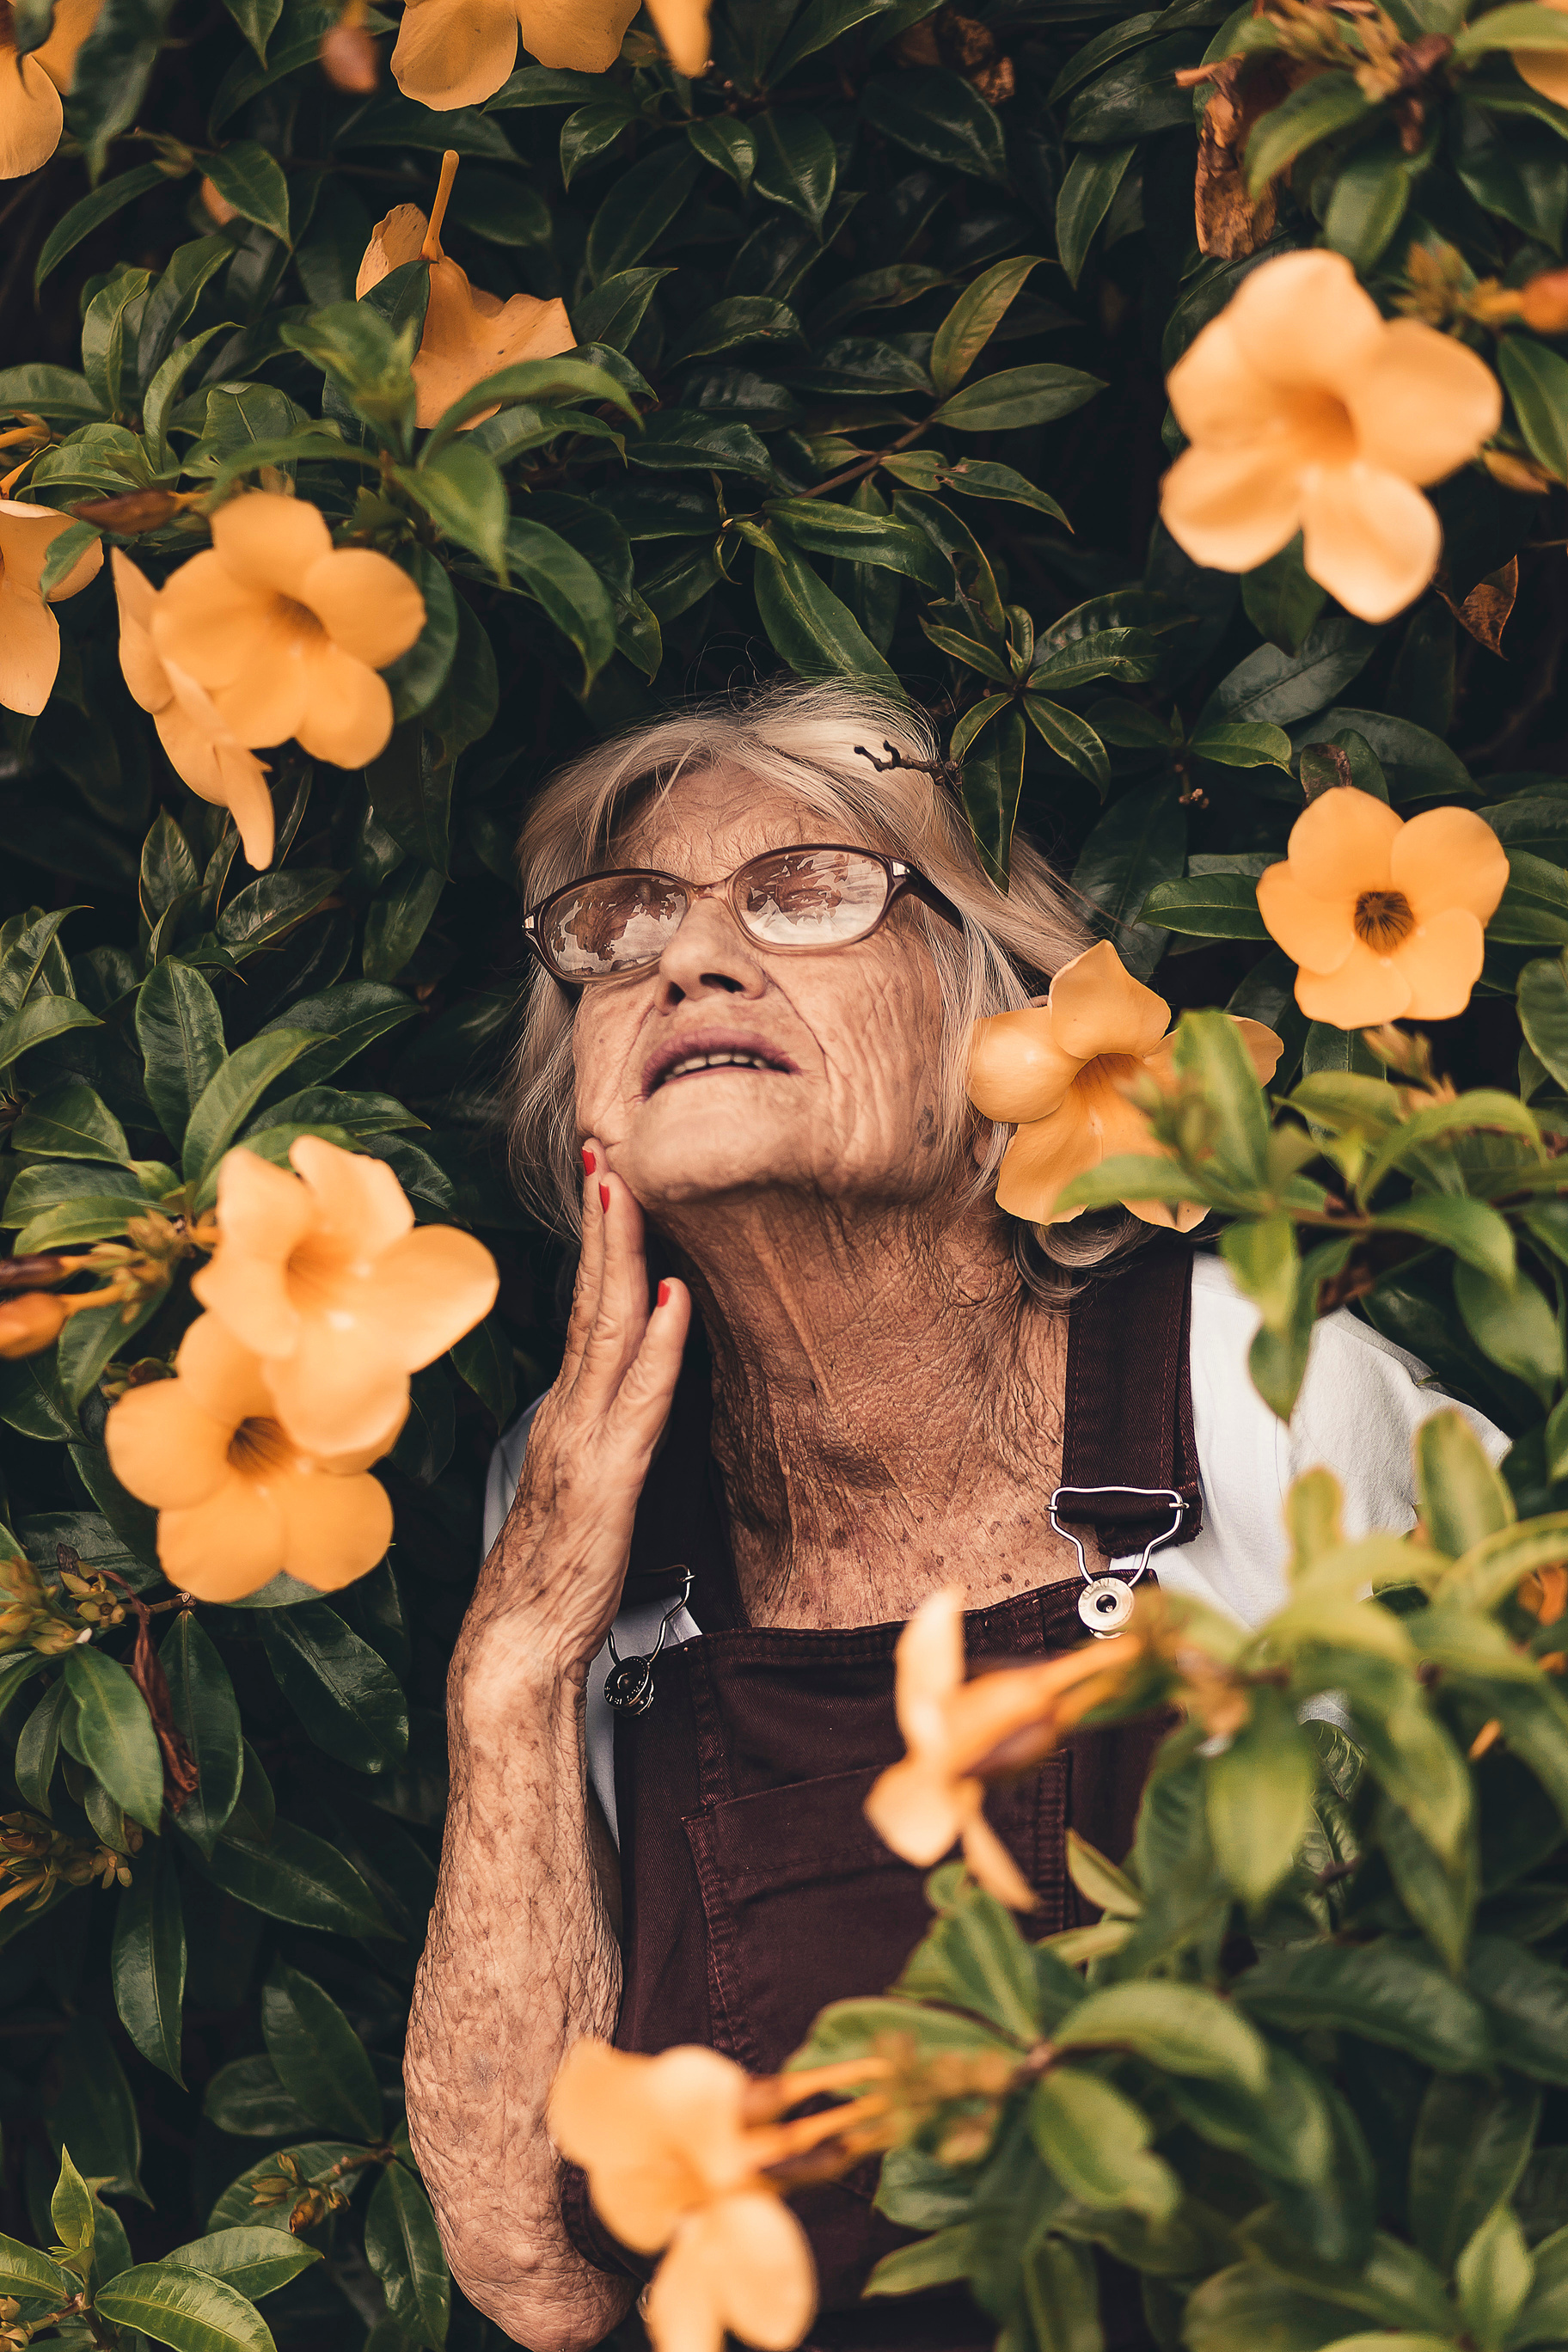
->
xmin=70 ymin=489 xmax=184 ymax=534
xmin=199 ymin=176 xmax=239 ymax=227
xmin=320 ymin=21 xmax=377 ymax=86
xmin=1519 ymin=268 xmax=1568 ymax=334
xmin=0 ymin=1294 xmax=69 ymax=1359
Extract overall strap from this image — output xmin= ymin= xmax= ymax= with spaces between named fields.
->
xmin=1060 ymin=1242 xmax=1202 ymax=1558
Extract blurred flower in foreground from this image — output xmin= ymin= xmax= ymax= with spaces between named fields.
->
xmin=392 ymin=0 xmax=708 ymax=110
xmin=357 ymin=150 xmax=573 ymax=426
xmin=112 ymin=550 xmax=276 ymax=870
xmin=1256 ymin=785 xmax=1509 ymax=1026
xmin=1513 ymin=0 xmax=1568 ymax=107
xmin=0 ymin=495 xmax=102 ymax=714
xmin=104 ymin=1313 xmax=398 ymax=1600
xmin=149 ymin=491 xmax=425 ymax=769
xmin=1161 ymin=249 xmax=1501 ymax=623
xmin=549 ymin=2041 xmax=816 ymax=2352
xmin=865 ymin=1585 xmax=1142 ymax=1910
xmin=193 ymin=1135 xmax=499 ymax=1455
xmin=968 ymin=940 xmax=1281 ymax=1231
xmin=0 ymin=0 xmax=100 ymax=179
xmin=0 ymin=1294 xmax=70 ymax=1359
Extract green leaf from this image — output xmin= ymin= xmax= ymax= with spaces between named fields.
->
xmin=1051 ymin=1981 xmax=1269 ymax=2092
xmin=686 ymin=113 xmax=756 ymax=190
xmin=1455 ymin=2202 xmax=1532 ymax=2349
xmin=1373 ymin=1195 xmax=1516 ymax=1281
xmin=1189 ymin=720 xmax=1295 ymax=769
xmin=1409 ymin=2074 xmax=1540 ymax=2275
xmin=181 ymin=1028 xmax=315 ymax=1185
xmin=261 ymin=1957 xmax=383 ymax=2141
xmin=203 ymin=140 xmax=291 ymax=243
xmin=0 ymin=2233 xmax=71 ymax=2302
xmin=1501 ymin=334 xmax=1568 ymax=480
xmin=364 ymin=2163 xmax=450 ymax=2349
xmin=204 ymin=2141 xmax=363 ymax=2233
xmin=51 ymin=2144 xmax=96 ymax=2280
xmin=364 ymin=866 xmax=444 ymax=987
xmin=1071 ymin=781 xmax=1187 ymax=981
xmin=97 ymin=2261 xmax=275 ymax=2352
xmin=112 ymin=1834 xmax=187 ymax=2085
xmin=1491 ymin=848 xmax=1568 ymax=945
xmin=752 ymin=538 xmax=901 ymax=688
xmin=1415 ymin=1409 xmax=1514 ymax=1558
xmin=933 ymin=364 xmax=1105 ymax=434
xmin=449 ymin=1313 xmax=516 ymax=1428
xmin=62 ymin=1647 xmax=163 ymax=1831
xmin=865 ymin=2224 xmax=975 ymax=2297
xmin=167 ymin=2230 xmax=322 ymax=2301
xmin=260 ymin=982 xmax=419 ymax=1092
xmin=1021 ymin=695 xmax=1111 ymax=793
xmin=1245 ymin=70 xmax=1374 ymax=189
xmin=959 ymin=708 xmax=1026 ymax=890
xmin=203 ymin=2055 xmax=313 ymax=2137
xmin=281 ymin=301 xmax=416 ymax=451
xmin=401 ymin=444 xmax=508 ymax=581
xmin=1241 ymin=536 xmax=1329 ymax=658
xmin=220 ymin=0 xmax=282 ymax=61
xmin=567 ymin=266 xmax=671 ymax=350
xmin=507 ymin=515 xmax=618 ymax=685
xmin=204 ymin=1816 xmax=388 ymax=1937
xmin=10 ymin=1081 xmax=130 ymax=1163
xmin=0 ymin=993 xmax=101 ymax=1075
xmin=1055 ymin=143 xmax=1136 ymax=289
xmin=1454 ymin=3 xmax=1568 ymax=57
xmin=162 ymin=1614 xmax=242 ymax=1859
xmin=135 ymin=959 xmax=228 ymax=1151
xmin=1205 ymin=1684 xmax=1317 ymax=1905
xmin=1469 ymin=1932 xmax=1568 ymax=2086
xmin=585 ymin=141 xmax=702 ymax=281
xmin=1183 ymin=2264 xmax=1373 ymax=2352
xmin=34 ymin=162 xmax=171 ymax=293
xmin=861 ymin=67 xmax=1008 ymax=182
xmin=1519 ymin=952 xmax=1568 ymax=1091
xmin=1455 ymin=1259 xmax=1564 ymax=1404
xmin=893 ymin=1878 xmax=1047 ymax=2042
xmin=751 ymin=109 xmax=836 ymax=232
xmin=628 ymin=409 xmax=770 ymax=475
xmin=1238 ymin=1936 xmax=1491 ymax=2068
xmin=929 ymin=254 xmax=1042 ymax=398
xmin=1028 ymin=2073 xmax=1176 ymax=2219
xmin=771 ymin=0 xmax=896 ymax=77
xmin=420 ymin=354 xmax=634 ymax=459
xmin=260 ymin=1602 xmax=407 ymax=1773
xmin=1142 ymin=873 xmax=1269 ymax=939
xmin=45 ymin=2015 xmax=147 ymax=2202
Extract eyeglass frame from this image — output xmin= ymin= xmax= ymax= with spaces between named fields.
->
xmin=521 ymin=842 xmax=963 ymax=986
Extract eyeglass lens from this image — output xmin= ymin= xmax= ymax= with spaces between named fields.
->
xmin=540 ymin=848 xmax=891 ymax=978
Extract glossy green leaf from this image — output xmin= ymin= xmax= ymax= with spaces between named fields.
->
xmin=181 ymin=1028 xmax=315 ymax=1185
xmin=260 ymin=1602 xmax=407 ymax=1773
xmin=168 ymin=2230 xmax=322 ymax=2300
xmin=364 ymin=2162 xmax=450 ymax=2349
xmin=204 ymin=139 xmax=291 ymax=242
xmin=62 ymin=1647 xmax=163 ymax=1831
xmin=97 ymin=2261 xmax=275 ymax=2352
xmin=752 ymin=538 xmax=901 ymax=688
xmin=932 ymin=363 xmax=1105 ymax=434
xmin=261 ymin=1957 xmax=383 ymax=2140
xmin=112 ymin=1833 xmax=187 ymax=2084
xmin=204 ymin=1815 xmax=387 ymax=1936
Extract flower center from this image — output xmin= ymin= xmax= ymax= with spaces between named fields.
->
xmin=1353 ymin=888 xmax=1415 ymax=951
xmin=228 ymin=1416 xmax=291 ymax=1474
xmin=274 ymin=594 xmax=326 ymax=644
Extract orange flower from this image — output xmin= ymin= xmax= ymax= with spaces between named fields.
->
xmin=112 ymin=550 xmax=275 ymax=871
xmin=968 ymin=940 xmax=1281 ymax=1232
xmin=865 ymin=1586 xmax=1142 ymax=1911
xmin=1 ymin=0 xmax=99 ymax=179
xmin=0 ymin=1294 xmax=70 ymax=1358
xmin=0 ymin=493 xmax=102 ymax=714
xmin=391 ymin=0 xmax=708 ymax=109
xmin=1256 ymin=786 xmax=1509 ymax=1026
xmin=1514 ymin=0 xmax=1568 ymax=107
xmin=192 ymin=1136 xmax=499 ymax=1456
xmin=548 ymin=2041 xmax=816 ymax=2352
xmin=103 ymin=1314 xmax=398 ymax=1601
xmin=1161 ymin=249 xmax=1501 ymax=624
xmin=357 ymin=151 xmax=574 ymax=428
xmin=150 ymin=492 xmax=426 ymax=769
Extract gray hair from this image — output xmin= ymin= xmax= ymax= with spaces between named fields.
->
xmin=505 ymin=678 xmax=1142 ymax=1283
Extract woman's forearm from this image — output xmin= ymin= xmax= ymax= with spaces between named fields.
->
xmin=404 ymin=1651 xmax=633 ymax=2351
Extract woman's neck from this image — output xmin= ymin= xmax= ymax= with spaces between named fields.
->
xmin=658 ymin=1191 xmax=1083 ymax=1629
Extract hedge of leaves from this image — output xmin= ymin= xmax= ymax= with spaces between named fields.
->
xmin=5 ymin=0 xmax=1568 ymax=2344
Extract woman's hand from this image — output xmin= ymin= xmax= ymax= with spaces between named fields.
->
xmin=457 ymin=1142 xmax=691 ymax=1719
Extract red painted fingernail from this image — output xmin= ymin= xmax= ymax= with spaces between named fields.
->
xmin=599 ymin=1183 xmax=610 ymax=1213
xmin=658 ymin=1279 xmax=670 ymax=1307
xmin=582 ymin=1147 xmax=596 ymax=1174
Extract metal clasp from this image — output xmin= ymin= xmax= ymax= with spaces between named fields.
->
xmin=1049 ymin=1485 xmax=1186 ymax=1639
xmin=603 ymin=1567 xmax=694 ymax=1714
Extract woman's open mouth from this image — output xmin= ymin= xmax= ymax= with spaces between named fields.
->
xmin=642 ymin=1036 xmax=799 ymax=1096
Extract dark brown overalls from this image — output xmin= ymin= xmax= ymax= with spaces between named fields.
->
xmin=560 ymin=1248 xmax=1201 ymax=2351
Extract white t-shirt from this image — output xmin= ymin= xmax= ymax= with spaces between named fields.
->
xmin=481 ymin=1255 xmax=1506 ymax=1843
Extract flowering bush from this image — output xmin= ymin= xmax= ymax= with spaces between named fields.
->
xmin=6 ymin=0 xmax=1568 ymax=2341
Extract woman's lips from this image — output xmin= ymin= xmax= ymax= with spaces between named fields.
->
xmin=641 ymin=1035 xmax=799 ymax=1096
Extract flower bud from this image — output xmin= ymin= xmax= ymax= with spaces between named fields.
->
xmin=70 ymin=487 xmax=185 ymax=534
xmin=0 ymin=1293 xmax=70 ymax=1359
xmin=1519 ymin=268 xmax=1568 ymax=334
xmin=321 ymin=21 xmax=378 ymax=87
xmin=199 ymin=176 xmax=239 ymax=227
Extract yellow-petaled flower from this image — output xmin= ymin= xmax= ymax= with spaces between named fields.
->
xmin=356 ymin=151 xmax=575 ymax=427
xmin=548 ymin=2041 xmax=817 ymax=2352
xmin=967 ymin=940 xmax=1282 ymax=1232
xmin=0 ymin=0 xmax=100 ymax=179
xmin=112 ymin=549 xmax=276 ymax=870
xmin=103 ymin=1311 xmax=399 ymax=1602
xmin=192 ymin=1135 xmax=499 ymax=1456
xmin=0 ymin=1293 xmax=70 ymax=1358
xmin=864 ymin=1586 xmax=1142 ymax=1911
xmin=149 ymin=491 xmax=426 ymax=770
xmin=1256 ymin=785 xmax=1510 ymax=1026
xmin=391 ymin=0 xmax=708 ymax=110
xmin=1161 ymin=249 xmax=1502 ymax=624
xmin=0 ymin=494 xmax=103 ymax=714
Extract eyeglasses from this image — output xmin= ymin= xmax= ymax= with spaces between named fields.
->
xmin=522 ymin=843 xmax=959 ymax=984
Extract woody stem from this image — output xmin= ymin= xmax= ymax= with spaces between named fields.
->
xmin=423 ymin=149 xmax=458 ymax=261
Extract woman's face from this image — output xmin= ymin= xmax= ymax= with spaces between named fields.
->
xmin=571 ymin=767 xmax=950 ymax=1211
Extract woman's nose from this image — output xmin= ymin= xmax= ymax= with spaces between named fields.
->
xmin=654 ymin=891 xmax=767 ymax=1003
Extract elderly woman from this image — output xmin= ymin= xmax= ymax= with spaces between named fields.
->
xmin=403 ymin=680 xmax=1498 ymax=2352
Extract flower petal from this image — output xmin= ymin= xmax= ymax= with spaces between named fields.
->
xmin=1300 ymin=461 xmax=1441 ymax=624
xmin=1392 ymin=905 xmax=1486 ymax=1020
xmin=173 ymin=1307 xmax=278 ymax=1420
xmin=263 ymin=1330 xmax=413 ymax=1458
xmin=34 ymin=0 xmax=101 ymax=92
xmin=1167 ymin=312 xmax=1281 ymax=446
xmin=1279 ymin=784 xmax=1402 ymax=901
xmin=863 ymin=1754 xmax=971 ymax=1867
xmin=1048 ymin=940 xmax=1170 ymax=1063
xmin=273 ymin=1458 xmax=394 ymax=1590
xmin=1295 ymin=938 xmax=1412 ymax=1027
xmin=645 ymin=0 xmax=710 ymax=75
xmin=1517 ymin=45 xmax=1568 ymax=103
xmin=1235 ymin=1017 xmax=1284 ymax=1085
xmin=1255 ymin=862 xmax=1357 ymax=973
xmin=995 ymin=1107 xmax=1101 ymax=1225
xmin=357 ymin=204 xmax=429 ymax=297
xmin=1390 ymin=803 xmax=1510 ymax=927
xmin=112 ymin=548 xmax=171 ymax=714
xmin=961 ymin=1810 xmax=1038 ymax=1911
xmin=362 ymin=1225 xmax=501 ymax=1369
xmin=0 ymin=51 xmax=63 ymax=177
xmin=156 ymin=694 xmax=276 ymax=871
xmin=156 ymin=1475 xmax=288 ymax=1600
xmin=659 ymin=2197 xmax=816 ymax=2352
xmin=291 ymin=1133 xmax=413 ymax=1255
xmin=1160 ymin=440 xmax=1305 ymax=575
xmin=297 ymin=547 xmax=427 ymax=670
xmin=391 ymin=0 xmax=520 ymax=108
xmin=192 ymin=1150 xmax=315 ymax=1355
xmin=515 ymin=0 xmax=638 ymax=70
xmin=1226 ymin=248 xmax=1384 ymax=394
xmin=0 ymin=575 xmax=60 ymax=718
xmin=967 ymin=1008 xmax=1082 ymax=1124
xmin=291 ymin=640 xmax=395 ymax=767
xmin=211 ymin=490 xmax=333 ymax=594
xmin=413 ymin=260 xmax=576 ymax=424
xmin=891 ymin=1583 xmax=965 ymax=1739
xmin=104 ymin=1380 xmax=232 ymax=1508
xmin=1349 ymin=319 xmax=1503 ymax=488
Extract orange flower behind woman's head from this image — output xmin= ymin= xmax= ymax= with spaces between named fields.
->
xmin=967 ymin=940 xmax=1281 ymax=1233
xmin=548 ymin=2041 xmax=816 ymax=2352
xmin=104 ymin=1314 xmax=397 ymax=1601
xmin=1161 ymin=249 xmax=1501 ymax=624
xmin=1256 ymin=786 xmax=1510 ymax=1027
xmin=865 ymin=1585 xmax=1142 ymax=1910
xmin=150 ymin=492 xmax=426 ymax=770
